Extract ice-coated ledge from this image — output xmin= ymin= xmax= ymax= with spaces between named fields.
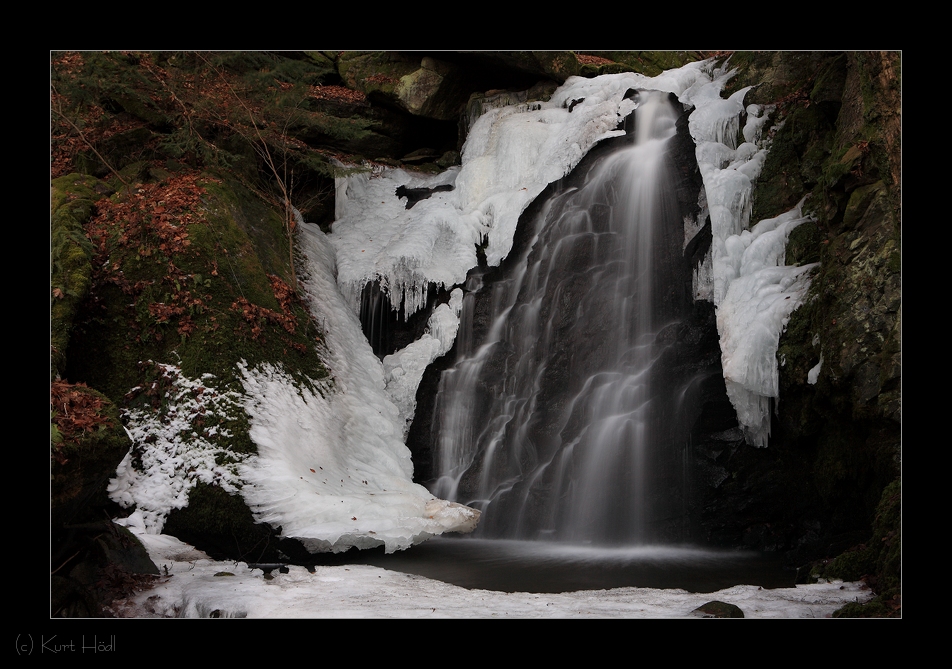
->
xmin=236 ymin=225 xmax=479 ymax=553
xmin=383 ymin=288 xmax=463 ymax=437
xmin=119 ymin=528 xmax=872 ymax=618
xmin=327 ymin=61 xmax=718 ymax=321
xmin=684 ymin=66 xmax=817 ymax=447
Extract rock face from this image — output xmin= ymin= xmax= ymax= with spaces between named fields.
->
xmin=339 ymin=53 xmax=465 ymax=121
xmin=689 ymin=53 xmax=901 ymax=594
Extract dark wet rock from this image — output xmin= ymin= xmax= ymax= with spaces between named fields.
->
xmin=692 ymin=600 xmax=745 ymax=618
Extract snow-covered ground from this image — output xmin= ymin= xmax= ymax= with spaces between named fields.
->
xmin=111 ymin=531 xmax=870 ymax=618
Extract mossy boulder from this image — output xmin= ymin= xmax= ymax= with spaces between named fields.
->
xmin=51 ymin=520 xmax=159 ymax=617
xmin=64 ymin=172 xmax=327 ymax=401
xmin=692 ymin=600 xmax=745 ymax=618
xmin=51 ymin=174 xmax=112 ymax=378
xmin=810 ymin=478 xmax=901 ymax=617
xmin=338 ymin=52 xmax=468 ymax=121
xmin=60 ymin=170 xmax=328 ymax=558
xmin=51 ymin=381 xmax=131 ymax=527
xmin=162 ymin=482 xmax=301 ymax=563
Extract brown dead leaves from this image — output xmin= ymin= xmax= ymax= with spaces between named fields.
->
xmin=228 ymin=274 xmax=309 ymax=354
xmin=86 ymin=173 xmax=218 ymax=341
xmin=51 ymin=381 xmax=114 ymax=463
xmin=309 ymin=85 xmax=367 ymax=104
xmin=575 ymin=54 xmax=615 ymax=66
xmin=88 ymin=174 xmax=207 ymax=264
xmin=231 ymin=275 xmax=298 ymax=339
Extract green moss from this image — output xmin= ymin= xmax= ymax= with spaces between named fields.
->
xmin=750 ymin=102 xmax=836 ymax=224
xmin=50 ymin=384 xmax=132 ymax=527
xmin=51 ymin=174 xmax=110 ymax=378
xmin=188 ymin=177 xmax=285 ymax=309
xmin=578 ymin=62 xmax=629 ymax=77
xmin=162 ymin=482 xmax=283 ymax=562
xmin=829 ymin=478 xmax=901 ymax=617
xmin=784 ymin=219 xmax=821 ymax=267
xmin=816 ymin=542 xmax=876 ymax=583
xmin=832 ymin=596 xmax=900 ymax=618
xmin=843 ymin=181 xmax=884 ymax=230
xmin=810 ymin=53 xmax=848 ymax=108
xmin=51 ymin=173 xmax=111 ymax=212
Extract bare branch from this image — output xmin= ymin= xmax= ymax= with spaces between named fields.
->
xmin=196 ymin=52 xmax=299 ymax=290
xmin=51 ymin=84 xmax=129 ymax=187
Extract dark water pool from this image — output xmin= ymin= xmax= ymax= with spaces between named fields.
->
xmin=311 ymin=537 xmax=797 ymax=594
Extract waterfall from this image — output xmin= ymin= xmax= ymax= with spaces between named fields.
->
xmin=431 ymin=91 xmax=695 ymax=545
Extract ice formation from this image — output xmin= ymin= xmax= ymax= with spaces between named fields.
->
xmin=328 ymin=61 xmax=717 ymax=319
xmin=383 ymin=288 xmax=463 ymax=437
xmin=328 ymin=60 xmax=815 ymax=451
xmin=235 ymin=225 xmax=478 ymax=553
xmin=715 ymin=204 xmax=817 ymax=446
xmin=327 ymin=59 xmax=818 ymax=476
xmin=684 ymin=64 xmax=817 ymax=446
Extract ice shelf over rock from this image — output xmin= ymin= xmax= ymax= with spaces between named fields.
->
xmin=715 ymin=204 xmax=817 ymax=447
xmin=236 ymin=225 xmax=479 ymax=553
xmin=328 ymin=61 xmax=719 ymax=320
xmin=685 ymin=62 xmax=818 ymax=446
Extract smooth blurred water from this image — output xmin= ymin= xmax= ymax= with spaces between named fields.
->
xmin=430 ymin=91 xmax=696 ymax=544
xmin=319 ymin=536 xmax=796 ymax=594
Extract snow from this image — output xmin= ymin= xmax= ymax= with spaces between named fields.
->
xmin=107 ymin=363 xmax=249 ymax=534
xmin=808 ymin=333 xmax=824 ymax=385
xmin=808 ymin=355 xmax=823 ymax=385
xmin=110 ymin=528 xmax=871 ymax=618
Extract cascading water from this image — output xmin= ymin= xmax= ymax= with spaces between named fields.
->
xmin=431 ymin=91 xmax=699 ymax=545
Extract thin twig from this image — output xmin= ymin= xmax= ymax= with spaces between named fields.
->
xmin=51 ymin=84 xmax=130 ymax=187
xmin=51 ymin=548 xmax=84 ymax=575
xmin=139 ymin=56 xmax=205 ymax=148
xmin=196 ymin=52 xmax=299 ymax=290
